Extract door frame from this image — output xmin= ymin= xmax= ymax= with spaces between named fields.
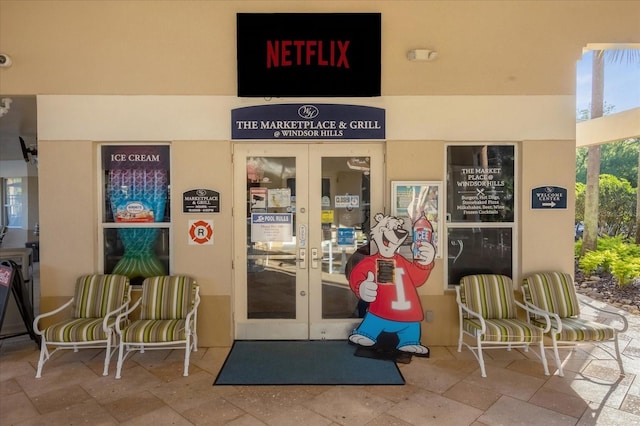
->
xmin=232 ymin=142 xmax=385 ymax=340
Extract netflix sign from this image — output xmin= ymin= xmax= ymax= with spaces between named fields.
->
xmin=237 ymin=13 xmax=381 ymax=97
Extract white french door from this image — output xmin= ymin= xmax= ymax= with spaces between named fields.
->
xmin=233 ymin=143 xmax=384 ymax=340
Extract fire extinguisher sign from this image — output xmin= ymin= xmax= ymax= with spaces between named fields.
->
xmin=189 ymin=220 xmax=214 ymax=245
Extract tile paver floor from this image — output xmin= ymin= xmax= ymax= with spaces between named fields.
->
xmin=2 ymin=295 xmax=640 ymax=425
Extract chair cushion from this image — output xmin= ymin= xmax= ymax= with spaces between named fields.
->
xmin=44 ymin=318 xmax=112 ymax=342
xmin=460 ymin=274 xmax=517 ymax=319
xmin=140 ymin=276 xmax=195 ymax=320
xmin=72 ymin=274 xmax=129 ymax=319
xmin=122 ymin=319 xmax=187 ymax=343
xmin=532 ymin=317 xmax=615 ymax=342
xmin=523 ymin=272 xmax=580 ymax=317
xmin=463 ymin=318 xmax=543 ymax=343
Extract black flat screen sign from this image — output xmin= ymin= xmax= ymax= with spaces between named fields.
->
xmin=237 ymin=13 xmax=381 ymax=97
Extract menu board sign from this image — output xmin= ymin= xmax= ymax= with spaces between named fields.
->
xmin=0 ymin=263 xmax=13 ymax=330
xmin=454 ymin=166 xmax=508 ymax=216
xmin=447 ymin=145 xmax=515 ymax=223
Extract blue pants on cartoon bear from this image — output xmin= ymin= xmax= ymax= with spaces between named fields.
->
xmin=351 ymin=312 xmax=421 ymax=348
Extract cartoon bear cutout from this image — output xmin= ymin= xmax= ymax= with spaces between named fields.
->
xmin=348 ymin=212 xmax=435 ymax=355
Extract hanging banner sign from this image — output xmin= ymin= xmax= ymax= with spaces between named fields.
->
xmin=232 ymin=104 xmax=385 ymax=140
xmin=237 ymin=13 xmax=381 ymax=97
xmin=531 ymin=186 xmax=567 ymax=209
xmin=183 ymin=189 xmax=220 ymax=213
xmin=188 ymin=220 xmax=214 ymax=245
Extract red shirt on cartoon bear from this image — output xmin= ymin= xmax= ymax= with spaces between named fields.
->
xmin=349 ymin=253 xmax=433 ymax=322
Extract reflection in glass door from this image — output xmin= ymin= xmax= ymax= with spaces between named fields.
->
xmin=233 ymin=143 xmax=383 ymax=340
xmin=246 ymin=155 xmax=298 ymax=320
xmin=309 ymin=147 xmax=374 ymax=339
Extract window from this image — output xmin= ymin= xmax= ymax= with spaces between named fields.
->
xmin=3 ymin=177 xmax=23 ymax=228
xmin=445 ymin=144 xmax=516 ymax=286
xmin=99 ymin=145 xmax=171 ymax=286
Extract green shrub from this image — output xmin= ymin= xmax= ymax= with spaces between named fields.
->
xmin=574 ymin=239 xmax=583 ymax=259
xmin=576 ymin=235 xmax=640 ymax=287
xmin=611 ymin=258 xmax=640 ymax=286
xmin=579 ymin=250 xmax=612 ymax=275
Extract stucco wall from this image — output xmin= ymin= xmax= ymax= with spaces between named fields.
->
xmin=2 ymin=0 xmax=638 ymax=346
xmin=2 ymin=1 xmax=638 ymax=96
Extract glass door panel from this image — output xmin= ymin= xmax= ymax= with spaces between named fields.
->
xmin=234 ymin=144 xmax=309 ymax=339
xmin=246 ymin=156 xmax=297 ymax=319
xmin=318 ymin=156 xmax=369 ymax=319
xmin=234 ymin=143 xmax=383 ymax=340
xmin=308 ymin=144 xmax=383 ymax=339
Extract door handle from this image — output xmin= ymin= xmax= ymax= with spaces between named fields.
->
xmin=297 ymin=248 xmax=306 ymax=269
xmin=311 ymin=248 xmax=319 ymax=269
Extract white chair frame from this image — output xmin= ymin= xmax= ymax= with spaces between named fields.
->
xmin=33 ymin=285 xmax=132 ymax=378
xmin=115 ymin=285 xmax=200 ymax=379
xmin=522 ymin=280 xmax=628 ymax=377
xmin=456 ymin=284 xmax=552 ymax=378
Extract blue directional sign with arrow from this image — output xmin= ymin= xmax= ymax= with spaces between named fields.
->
xmin=531 ymin=186 xmax=567 ymax=209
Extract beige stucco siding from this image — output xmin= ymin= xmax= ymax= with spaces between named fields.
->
xmin=2 ymin=0 xmax=638 ymax=346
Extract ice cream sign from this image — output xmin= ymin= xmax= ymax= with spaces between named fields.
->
xmin=531 ymin=186 xmax=567 ymax=209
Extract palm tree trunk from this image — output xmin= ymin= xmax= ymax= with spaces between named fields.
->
xmin=582 ymin=51 xmax=604 ymax=254
xmin=636 ymin=148 xmax=640 ymax=243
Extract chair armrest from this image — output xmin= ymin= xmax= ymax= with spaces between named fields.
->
xmin=455 ymin=287 xmax=486 ymax=334
xmin=33 ymin=297 xmax=74 ymax=335
xmin=184 ymin=289 xmax=201 ymax=333
xmin=580 ymin=299 xmax=629 ymax=333
xmin=115 ymin=297 xmax=142 ymax=334
xmin=102 ymin=287 xmax=133 ymax=332
xmin=102 ymin=301 xmax=132 ymax=332
xmin=516 ymin=300 xmax=553 ymax=333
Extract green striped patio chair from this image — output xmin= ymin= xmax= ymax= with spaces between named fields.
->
xmin=33 ymin=274 xmax=131 ymax=378
xmin=522 ymin=271 xmax=628 ymax=377
xmin=456 ymin=274 xmax=551 ymax=377
xmin=115 ymin=275 xmax=200 ymax=379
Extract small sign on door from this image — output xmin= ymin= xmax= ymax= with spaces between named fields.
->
xmin=337 ymin=227 xmax=356 ymax=246
xmin=335 ymin=195 xmax=359 ymax=209
xmin=251 ymin=213 xmax=293 ymax=242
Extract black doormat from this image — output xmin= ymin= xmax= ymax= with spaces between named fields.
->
xmin=213 ymin=340 xmax=405 ymax=385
